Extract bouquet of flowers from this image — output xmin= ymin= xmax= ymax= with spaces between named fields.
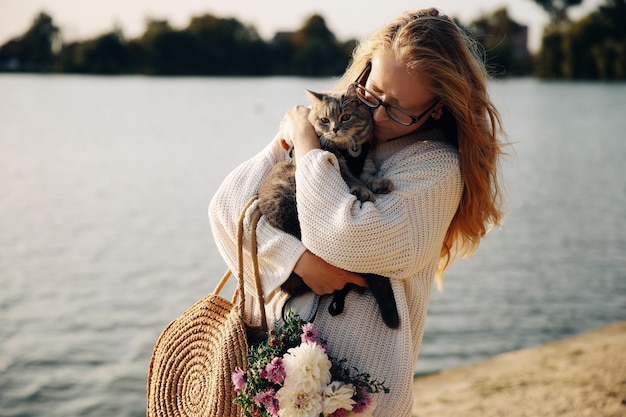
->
xmin=232 ymin=310 xmax=389 ymax=417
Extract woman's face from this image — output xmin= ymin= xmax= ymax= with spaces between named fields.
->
xmin=366 ymin=52 xmax=438 ymax=143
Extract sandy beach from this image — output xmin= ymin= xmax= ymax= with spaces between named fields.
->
xmin=412 ymin=320 xmax=626 ymax=417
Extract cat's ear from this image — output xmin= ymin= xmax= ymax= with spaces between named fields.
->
xmin=345 ymin=83 xmax=357 ymax=97
xmin=342 ymin=84 xmax=360 ymax=107
xmin=305 ymin=89 xmax=324 ymax=105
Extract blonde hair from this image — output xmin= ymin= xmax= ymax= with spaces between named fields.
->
xmin=335 ymin=8 xmax=507 ymax=286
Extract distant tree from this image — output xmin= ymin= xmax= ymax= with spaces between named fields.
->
xmin=139 ymin=19 xmax=196 ymax=75
xmin=291 ymin=14 xmax=347 ymax=76
xmin=56 ymin=30 xmax=134 ymax=74
xmin=1 ymin=9 xmax=353 ymax=76
xmin=185 ymin=14 xmax=270 ymax=75
xmin=294 ymin=14 xmax=336 ymax=46
xmin=141 ymin=19 xmax=174 ymax=44
xmin=340 ymin=38 xmax=359 ymax=66
xmin=536 ymin=0 xmax=626 ymax=79
xmin=0 ymin=12 xmax=59 ymax=71
xmin=535 ymin=30 xmax=567 ymax=78
xmin=598 ymin=0 xmax=626 ymax=39
xmin=0 ymin=39 xmax=23 ymax=71
xmin=530 ymin=0 xmax=584 ymax=23
xmin=468 ymin=8 xmax=533 ymax=77
xmin=269 ymin=32 xmax=297 ymax=74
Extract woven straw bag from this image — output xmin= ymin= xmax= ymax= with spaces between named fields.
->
xmin=147 ymin=197 xmax=267 ymax=417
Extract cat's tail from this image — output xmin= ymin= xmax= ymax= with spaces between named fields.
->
xmin=362 ymin=274 xmax=400 ymax=329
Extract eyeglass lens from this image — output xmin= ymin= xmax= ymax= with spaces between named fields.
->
xmin=354 ymin=85 xmax=416 ymax=126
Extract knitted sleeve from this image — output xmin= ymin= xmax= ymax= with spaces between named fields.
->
xmin=295 ymin=139 xmax=462 ymax=280
xmin=208 ymin=135 xmax=307 ymax=298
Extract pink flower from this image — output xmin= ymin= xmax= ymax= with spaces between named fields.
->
xmin=264 ymin=357 xmax=286 ymax=384
xmin=254 ymin=388 xmax=274 ymax=405
xmin=301 ymin=322 xmax=319 ymax=344
xmin=352 ymin=384 xmax=371 ymax=412
xmin=330 ymin=408 xmax=349 ymax=417
xmin=231 ymin=367 xmax=246 ymax=393
xmin=267 ymin=398 xmax=280 ymax=416
xmin=254 ymin=388 xmax=280 ymax=416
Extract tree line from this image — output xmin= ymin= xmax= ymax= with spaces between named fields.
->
xmin=0 ymin=13 xmax=356 ymax=77
xmin=536 ymin=0 xmax=626 ymax=79
xmin=0 ymin=0 xmax=624 ymax=79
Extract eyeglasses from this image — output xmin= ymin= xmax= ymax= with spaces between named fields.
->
xmin=352 ymin=62 xmax=439 ymax=126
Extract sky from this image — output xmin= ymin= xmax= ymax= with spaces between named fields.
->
xmin=0 ymin=0 xmax=603 ymax=52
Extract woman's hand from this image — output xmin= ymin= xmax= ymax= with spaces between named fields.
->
xmin=293 ymin=250 xmax=368 ymax=295
xmin=279 ymin=105 xmax=319 ymax=160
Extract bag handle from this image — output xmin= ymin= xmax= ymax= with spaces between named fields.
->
xmin=248 ymin=204 xmax=268 ymax=331
xmin=212 ymin=270 xmax=233 ymax=296
xmin=236 ymin=196 xmax=268 ymax=332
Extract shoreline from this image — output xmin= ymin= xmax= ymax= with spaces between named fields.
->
xmin=412 ymin=320 xmax=626 ymax=417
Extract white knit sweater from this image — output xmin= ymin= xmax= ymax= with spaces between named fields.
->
xmin=208 ymin=128 xmax=462 ymax=417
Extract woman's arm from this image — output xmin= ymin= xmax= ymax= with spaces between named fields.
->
xmin=293 ymin=251 xmax=368 ymax=294
xmin=297 ymin=141 xmax=462 ymax=280
xmin=209 ymin=133 xmax=368 ymax=297
xmin=280 ymin=105 xmax=463 ymax=280
xmin=208 ymin=135 xmax=306 ymax=298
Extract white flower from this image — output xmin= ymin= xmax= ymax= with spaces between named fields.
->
xmin=276 ymin=386 xmax=323 ymax=417
xmin=322 ymin=381 xmax=355 ymax=415
xmin=346 ymin=399 xmax=378 ymax=417
xmin=282 ymin=342 xmax=332 ymax=393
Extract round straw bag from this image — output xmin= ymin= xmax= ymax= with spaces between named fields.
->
xmin=147 ymin=197 xmax=267 ymax=417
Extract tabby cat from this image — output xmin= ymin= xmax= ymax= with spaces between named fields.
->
xmin=257 ymin=85 xmax=400 ymax=329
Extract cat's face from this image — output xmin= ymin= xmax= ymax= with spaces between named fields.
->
xmin=306 ymin=86 xmax=373 ymax=150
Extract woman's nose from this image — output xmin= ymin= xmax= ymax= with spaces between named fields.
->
xmin=372 ymin=105 xmax=389 ymax=122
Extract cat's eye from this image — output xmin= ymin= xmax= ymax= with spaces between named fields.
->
xmin=340 ymin=114 xmax=352 ymax=122
xmin=321 ymin=117 xmax=330 ymax=124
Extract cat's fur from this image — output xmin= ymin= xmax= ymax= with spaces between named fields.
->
xmin=257 ymin=85 xmax=400 ymax=329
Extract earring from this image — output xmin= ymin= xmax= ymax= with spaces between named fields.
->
xmin=431 ymin=106 xmax=444 ymax=121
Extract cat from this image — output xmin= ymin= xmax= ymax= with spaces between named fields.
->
xmin=257 ymin=85 xmax=400 ymax=329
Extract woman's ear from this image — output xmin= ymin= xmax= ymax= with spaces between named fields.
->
xmin=431 ymin=103 xmax=444 ymax=121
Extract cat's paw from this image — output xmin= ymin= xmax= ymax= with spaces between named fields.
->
xmin=370 ymin=178 xmax=394 ymax=194
xmin=351 ymin=185 xmax=376 ymax=202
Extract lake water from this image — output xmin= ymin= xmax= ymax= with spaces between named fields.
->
xmin=1 ymin=74 xmax=625 ymax=417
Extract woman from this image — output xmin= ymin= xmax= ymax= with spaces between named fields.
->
xmin=209 ymin=8 xmax=506 ymax=416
